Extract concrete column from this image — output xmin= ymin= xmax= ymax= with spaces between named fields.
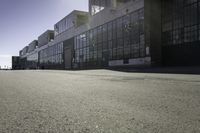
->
xmin=144 ymin=0 xmax=162 ymax=66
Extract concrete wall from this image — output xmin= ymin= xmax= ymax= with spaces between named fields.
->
xmin=109 ymin=57 xmax=151 ymax=67
xmin=54 ymin=10 xmax=89 ymax=37
xmin=63 ymin=38 xmax=74 ymax=69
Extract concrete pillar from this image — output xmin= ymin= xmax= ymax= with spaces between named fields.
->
xmin=144 ymin=0 xmax=162 ymax=66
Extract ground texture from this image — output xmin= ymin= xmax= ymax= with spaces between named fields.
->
xmin=0 ymin=70 xmax=200 ymax=133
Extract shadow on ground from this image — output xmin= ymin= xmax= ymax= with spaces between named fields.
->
xmin=108 ymin=66 xmax=200 ymax=75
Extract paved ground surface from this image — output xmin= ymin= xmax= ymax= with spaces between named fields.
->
xmin=0 ymin=70 xmax=200 ymax=133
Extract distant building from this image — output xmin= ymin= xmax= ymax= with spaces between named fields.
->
xmin=12 ymin=56 xmax=20 ymax=70
xmin=14 ymin=0 xmax=200 ymax=70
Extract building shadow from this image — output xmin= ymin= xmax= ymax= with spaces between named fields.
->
xmin=107 ymin=66 xmax=200 ymax=75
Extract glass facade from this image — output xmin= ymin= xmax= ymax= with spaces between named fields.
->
xmin=162 ymin=0 xmax=200 ymax=45
xmin=17 ymin=0 xmax=200 ymax=70
xmin=39 ymin=42 xmax=64 ymax=69
xmin=74 ymin=8 xmax=145 ymax=69
xmin=26 ymin=52 xmax=38 ymax=69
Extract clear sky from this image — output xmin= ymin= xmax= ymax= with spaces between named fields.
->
xmin=0 ymin=0 xmax=88 ymax=69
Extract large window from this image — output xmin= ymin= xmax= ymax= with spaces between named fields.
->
xmin=162 ymin=0 xmax=200 ymax=45
xmin=74 ymin=8 xmax=145 ymax=69
xmin=39 ymin=42 xmax=63 ymax=68
xmin=54 ymin=15 xmax=74 ymax=36
xmin=26 ymin=52 xmax=38 ymax=69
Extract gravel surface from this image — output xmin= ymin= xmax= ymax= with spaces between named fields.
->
xmin=0 ymin=70 xmax=200 ymax=133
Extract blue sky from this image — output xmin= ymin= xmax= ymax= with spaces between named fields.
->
xmin=0 ymin=0 xmax=88 ymax=68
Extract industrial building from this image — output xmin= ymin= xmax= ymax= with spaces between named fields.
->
xmin=12 ymin=0 xmax=200 ymax=70
xmin=12 ymin=56 xmax=21 ymax=70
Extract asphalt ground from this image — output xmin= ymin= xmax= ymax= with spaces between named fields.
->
xmin=0 ymin=70 xmax=200 ymax=133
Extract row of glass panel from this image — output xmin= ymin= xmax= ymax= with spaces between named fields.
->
xmin=54 ymin=15 xmax=74 ymax=36
xmin=162 ymin=0 xmax=200 ymax=45
xmin=39 ymin=54 xmax=63 ymax=65
xmin=162 ymin=25 xmax=200 ymax=45
xmin=162 ymin=1 xmax=200 ymax=31
xmin=39 ymin=42 xmax=63 ymax=65
xmin=74 ymin=8 xmax=145 ymax=68
xmin=27 ymin=52 xmax=38 ymax=62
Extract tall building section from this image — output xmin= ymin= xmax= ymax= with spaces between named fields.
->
xmin=12 ymin=0 xmax=200 ymax=70
xmin=161 ymin=0 xmax=200 ymax=66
